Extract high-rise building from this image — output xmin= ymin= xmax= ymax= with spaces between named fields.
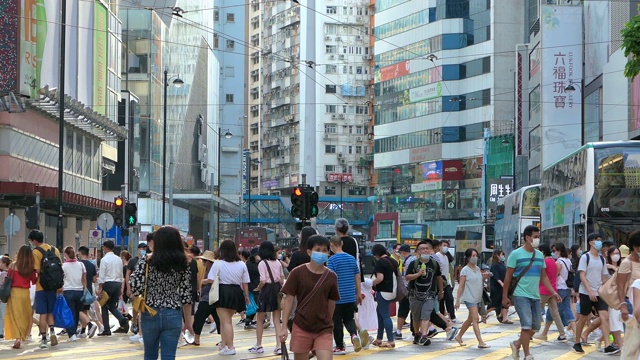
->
xmin=246 ymin=0 xmax=262 ymax=194
xmin=372 ymin=0 xmax=525 ymax=237
xmin=258 ymin=0 xmax=373 ymax=199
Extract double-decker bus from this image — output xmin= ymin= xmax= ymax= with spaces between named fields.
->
xmin=540 ymin=141 xmax=640 ymax=249
xmin=454 ymin=224 xmax=495 ymax=274
xmin=235 ymin=226 xmax=276 ymax=249
xmin=495 ymin=184 xmax=541 ymax=255
xmin=398 ymin=223 xmax=431 ymax=248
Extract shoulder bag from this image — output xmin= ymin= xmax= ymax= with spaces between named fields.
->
xmin=133 ymin=258 xmax=158 ymax=317
xmin=264 ymin=260 xmax=284 ymax=310
xmin=0 ymin=268 xmax=13 ymax=303
xmin=287 ymin=268 xmax=330 ymax=331
xmin=381 ymin=257 xmax=408 ymax=302
xmin=208 ymin=261 xmax=221 ymax=305
xmin=599 ymin=259 xmax=636 ymax=310
xmin=507 ymin=250 xmax=536 ymax=297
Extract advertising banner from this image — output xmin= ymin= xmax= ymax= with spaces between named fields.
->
xmin=541 ymin=5 xmax=583 ymax=169
xmin=93 ymin=2 xmax=107 ymax=115
xmin=375 ymin=61 xmax=410 ymax=83
xmin=409 ymin=82 xmax=442 ymax=103
xmin=327 ymin=173 xmax=353 ymax=183
xmin=262 ymin=179 xmax=278 ymax=189
xmin=442 ymin=160 xmax=464 ymax=181
xmin=487 ymin=178 xmax=513 ymax=208
xmin=422 ymin=161 xmax=442 ymax=182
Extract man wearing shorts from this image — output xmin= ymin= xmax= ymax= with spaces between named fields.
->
xmin=30 ymin=230 xmax=63 ymax=349
xmin=503 ymin=225 xmax=560 ymax=360
xmin=573 ymin=233 xmax=619 ymax=354
xmin=280 ymin=235 xmax=340 ymax=360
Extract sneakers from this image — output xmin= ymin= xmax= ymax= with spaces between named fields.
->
xmin=69 ymin=335 xmax=78 ymax=342
xmin=97 ymin=331 xmax=112 ymax=336
xmin=510 ymin=340 xmax=520 ymax=360
xmin=98 ymin=324 xmax=105 ymax=334
xmin=604 ymin=345 xmax=621 ymax=355
xmin=333 ymin=347 xmax=346 ymax=355
xmin=248 ymin=346 xmax=265 ymax=354
xmin=413 ymin=332 xmax=422 ymax=345
xmin=87 ymin=323 xmax=97 ymax=338
xmin=131 ymin=323 xmax=139 ymax=335
xmin=130 ymin=334 xmax=142 ymax=342
xmin=57 ymin=329 xmax=67 ymax=336
xmin=525 ymin=356 xmax=535 ymax=360
xmin=363 ymin=335 xmax=374 ymax=350
xmin=533 ymin=333 xmax=547 ymax=341
xmin=244 ymin=323 xmax=257 ymax=330
xmin=78 ymin=333 xmax=87 ymax=339
xmin=394 ymin=331 xmax=403 ymax=340
xmin=50 ymin=333 xmax=58 ymax=347
xmin=418 ymin=336 xmax=431 ymax=346
xmin=219 ymin=346 xmax=237 ymax=355
xmin=236 ymin=319 xmax=246 ymax=326
xmin=39 ymin=339 xmax=48 ymax=349
xmin=352 ymin=334 xmax=362 ymax=352
xmin=209 ymin=323 xmax=217 ymax=334
xmin=573 ymin=343 xmax=585 ymax=353
xmin=426 ymin=328 xmax=439 ymax=338
xmin=446 ymin=327 xmax=459 ymax=341
xmin=139 ymin=337 xmax=144 ymax=344
xmin=557 ymin=335 xmax=568 ymax=343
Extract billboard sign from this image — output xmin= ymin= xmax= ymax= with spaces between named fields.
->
xmin=442 ymin=160 xmax=464 ymax=181
xmin=409 ymin=82 xmax=442 ymax=103
xmin=422 ymin=161 xmax=442 ymax=182
xmin=93 ymin=2 xmax=107 ymax=115
xmin=541 ymin=5 xmax=583 ymax=169
xmin=375 ymin=61 xmax=410 ymax=83
xmin=487 ymin=178 xmax=513 ymax=208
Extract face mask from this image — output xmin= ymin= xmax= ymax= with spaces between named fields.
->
xmin=140 ymin=250 xmax=146 ymax=257
xmin=420 ymin=254 xmax=430 ymax=261
xmin=594 ymin=241 xmax=603 ymax=251
xmin=441 ymin=246 xmax=449 ymax=254
xmin=611 ymin=254 xmax=621 ymax=263
xmin=500 ymin=255 xmax=505 ymax=262
xmin=310 ymin=251 xmax=328 ymax=265
xmin=552 ymin=253 xmax=559 ymax=260
xmin=469 ymin=257 xmax=478 ymax=264
xmin=531 ymin=237 xmax=541 ymax=248
xmin=578 ymin=250 xmax=583 ymax=256
xmin=277 ymin=254 xmax=283 ymax=260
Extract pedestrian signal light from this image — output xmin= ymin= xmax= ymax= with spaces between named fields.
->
xmin=124 ymin=202 xmax=138 ymax=228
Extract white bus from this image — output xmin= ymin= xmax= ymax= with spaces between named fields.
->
xmin=454 ymin=223 xmax=495 ymax=271
xmin=540 ymin=141 xmax=640 ymax=249
xmin=495 ymin=184 xmax=541 ymax=255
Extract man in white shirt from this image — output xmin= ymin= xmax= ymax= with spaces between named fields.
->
xmin=96 ymin=240 xmax=128 ymax=336
xmin=433 ymin=240 xmax=456 ymax=323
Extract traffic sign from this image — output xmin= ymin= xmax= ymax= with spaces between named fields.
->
xmin=97 ymin=213 xmax=114 ymax=231
xmin=88 ymin=229 xmax=102 ymax=248
xmin=3 ymin=214 xmax=20 ymax=237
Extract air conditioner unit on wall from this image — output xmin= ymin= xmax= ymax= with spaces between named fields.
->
xmin=339 ymin=54 xmax=345 ymax=60
xmin=324 ymin=134 xmax=330 ymax=139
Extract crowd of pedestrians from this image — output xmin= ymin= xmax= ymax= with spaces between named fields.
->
xmin=2 ymin=222 xmax=640 ymax=360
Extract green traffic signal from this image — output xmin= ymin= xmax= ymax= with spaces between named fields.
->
xmin=128 ymin=216 xmax=136 ymax=225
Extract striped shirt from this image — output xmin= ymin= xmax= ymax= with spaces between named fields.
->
xmin=506 ymin=247 xmax=546 ymax=300
xmin=327 ymin=252 xmax=360 ymax=304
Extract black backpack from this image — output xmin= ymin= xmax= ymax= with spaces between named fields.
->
xmin=36 ymin=246 xmax=64 ymax=291
xmin=573 ymin=253 xmax=605 ymax=293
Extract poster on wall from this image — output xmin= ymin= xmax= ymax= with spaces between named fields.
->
xmin=422 ymin=161 xmax=442 ymax=182
xmin=541 ymin=5 xmax=583 ymax=170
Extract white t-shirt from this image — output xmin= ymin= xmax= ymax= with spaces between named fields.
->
xmin=577 ymin=253 xmax=608 ymax=295
xmin=556 ymin=257 xmax=571 ymax=290
xmin=63 ymin=261 xmax=86 ymax=291
xmin=630 ymin=278 xmax=640 ymax=304
xmin=434 ymin=251 xmax=451 ymax=286
xmin=208 ymin=260 xmax=250 ymax=285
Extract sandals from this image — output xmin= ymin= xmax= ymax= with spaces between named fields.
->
xmin=454 ymin=336 xmax=467 ymax=347
xmin=248 ymin=346 xmax=264 ymax=354
xmin=371 ymin=339 xmax=383 ymax=347
xmin=13 ymin=339 xmax=21 ymax=349
xmin=379 ymin=342 xmax=395 ymax=348
xmin=478 ymin=344 xmax=491 ymax=349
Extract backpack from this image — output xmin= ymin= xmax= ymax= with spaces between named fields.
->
xmin=36 ymin=246 xmax=64 ymax=291
xmin=573 ymin=253 xmax=605 ymax=293
xmin=562 ymin=260 xmax=574 ymax=289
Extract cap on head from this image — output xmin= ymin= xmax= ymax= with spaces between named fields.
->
xmin=619 ymin=244 xmax=630 ymax=257
xmin=137 ymin=243 xmax=147 ymax=249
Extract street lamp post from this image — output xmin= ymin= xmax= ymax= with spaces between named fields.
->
xmin=216 ymin=128 xmax=233 ymax=248
xmin=162 ymin=70 xmax=183 ymax=225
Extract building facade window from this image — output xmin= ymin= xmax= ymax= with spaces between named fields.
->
xmin=325 ymin=145 xmax=336 ymax=153
xmin=225 ymin=94 xmax=234 ymax=103
xmin=326 ymin=85 xmax=337 ymax=93
xmin=226 ymin=13 xmax=235 ymax=22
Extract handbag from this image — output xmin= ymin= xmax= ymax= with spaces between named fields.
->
xmin=380 ymin=257 xmax=408 ymax=302
xmin=208 ymin=262 xmax=221 ymax=305
xmin=0 ymin=269 xmax=13 ymax=303
xmin=53 ymin=294 xmax=75 ymax=329
xmin=287 ymin=268 xmax=330 ymax=331
xmin=599 ymin=260 xmax=635 ymax=310
xmin=133 ymin=259 xmax=157 ymax=317
xmin=81 ymin=287 xmax=96 ymax=305
xmin=98 ymin=290 xmax=110 ymax=307
xmin=264 ymin=260 xmax=284 ymax=310
xmin=507 ymin=250 xmax=536 ymax=297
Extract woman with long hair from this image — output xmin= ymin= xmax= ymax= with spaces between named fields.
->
xmin=130 ymin=226 xmax=193 ymax=360
xmin=533 ymin=243 xmax=567 ymax=342
xmin=454 ymin=248 xmax=490 ymax=348
xmin=370 ymin=243 xmax=398 ymax=348
xmin=4 ymin=245 xmax=36 ymax=349
xmin=287 ymin=226 xmax=317 ymax=272
xmin=207 ymin=240 xmax=250 ymax=355
xmin=602 ymin=247 xmax=624 ymax=351
xmin=538 ymin=243 xmax=576 ymax=341
xmin=62 ymin=246 xmax=96 ymax=341
xmin=192 ymin=250 xmax=220 ymax=346
xmin=489 ymin=249 xmax=511 ymax=324
xmin=250 ymin=241 xmax=284 ymax=355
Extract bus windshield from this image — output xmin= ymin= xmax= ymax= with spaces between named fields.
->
xmin=594 ymin=147 xmax=640 ymax=218
xmin=399 ymin=224 xmax=429 ymax=247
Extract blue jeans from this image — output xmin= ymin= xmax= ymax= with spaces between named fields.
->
xmin=375 ymin=292 xmax=394 ymax=342
xmin=63 ymin=290 xmax=84 ymax=336
xmin=546 ymin=288 xmax=574 ymax=325
xmin=141 ymin=308 xmax=183 ymax=360
xmin=513 ymin=296 xmax=542 ymax=331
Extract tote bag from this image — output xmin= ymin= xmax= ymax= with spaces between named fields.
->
xmin=208 ymin=262 xmax=221 ymax=305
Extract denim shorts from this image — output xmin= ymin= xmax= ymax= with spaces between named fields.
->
xmin=464 ymin=301 xmax=480 ymax=308
xmin=513 ymin=296 xmax=541 ymax=331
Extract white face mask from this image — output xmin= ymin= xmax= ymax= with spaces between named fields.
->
xmin=441 ymin=246 xmax=449 ymax=254
xmin=531 ymin=237 xmax=541 ymax=248
xmin=611 ymin=254 xmax=621 ymax=263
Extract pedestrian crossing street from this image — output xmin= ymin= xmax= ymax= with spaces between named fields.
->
xmin=0 ymin=311 xmax=611 ymax=359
